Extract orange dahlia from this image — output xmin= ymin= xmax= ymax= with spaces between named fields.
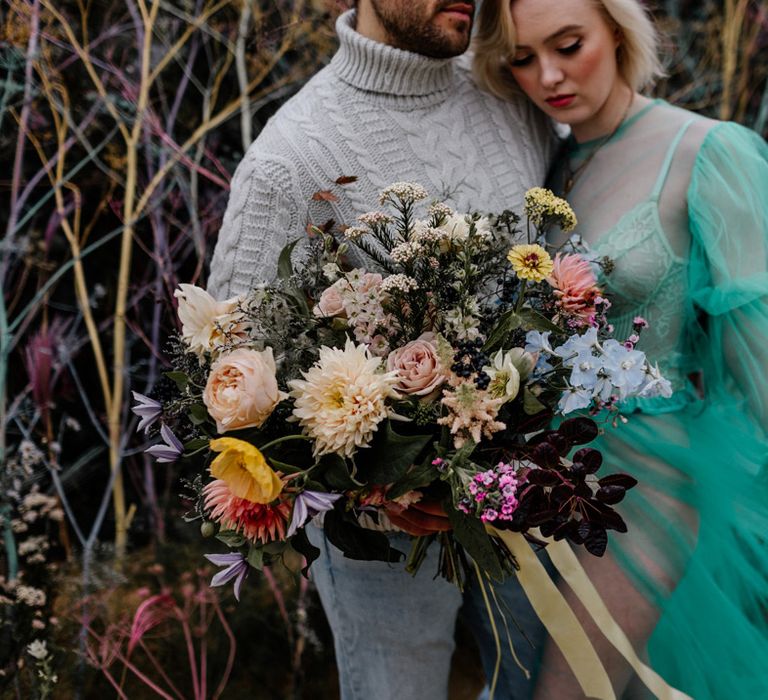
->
xmin=203 ymin=479 xmax=291 ymax=543
xmin=547 ymin=253 xmax=601 ymax=323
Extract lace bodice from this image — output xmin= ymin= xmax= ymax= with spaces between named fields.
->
xmin=549 ymin=101 xmax=710 ymax=390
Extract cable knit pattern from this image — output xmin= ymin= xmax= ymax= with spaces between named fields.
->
xmin=208 ymin=10 xmax=555 ymax=298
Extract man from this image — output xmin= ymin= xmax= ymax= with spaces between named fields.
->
xmin=208 ymin=2 xmax=554 ymax=698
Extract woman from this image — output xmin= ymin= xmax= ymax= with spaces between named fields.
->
xmin=473 ymin=1 xmax=768 ymax=698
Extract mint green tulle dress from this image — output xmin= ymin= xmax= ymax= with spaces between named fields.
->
xmin=549 ymin=99 xmax=768 ymax=699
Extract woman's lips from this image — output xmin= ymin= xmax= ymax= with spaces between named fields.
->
xmin=545 ymin=95 xmax=576 ymax=108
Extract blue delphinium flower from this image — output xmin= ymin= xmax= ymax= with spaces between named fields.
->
xmin=525 ymin=330 xmax=553 ymax=355
xmin=569 ymin=351 xmax=600 ymax=389
xmin=637 ymin=363 xmax=673 ymax=398
xmin=554 ymin=326 xmax=599 ymax=366
xmin=558 ymin=384 xmax=593 ymax=414
xmin=600 ymin=340 xmax=647 ymax=399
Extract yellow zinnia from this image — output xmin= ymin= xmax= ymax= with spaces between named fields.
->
xmin=507 ymin=244 xmax=555 ymax=282
xmin=209 ymin=437 xmax=282 ymax=504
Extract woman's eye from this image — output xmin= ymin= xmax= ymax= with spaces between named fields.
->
xmin=558 ymin=40 xmax=582 ymax=55
xmin=510 ymin=55 xmax=534 ymax=67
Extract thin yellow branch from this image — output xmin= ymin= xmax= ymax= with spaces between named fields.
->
xmin=720 ymin=0 xmax=749 ymax=121
xmin=148 ymin=0 xmax=232 ymax=86
xmin=31 ymin=65 xmax=114 ymax=413
xmin=108 ymin=0 xmax=164 ymax=558
xmin=133 ymin=19 xmax=306 ymax=220
xmin=39 ymin=0 xmax=130 ymax=143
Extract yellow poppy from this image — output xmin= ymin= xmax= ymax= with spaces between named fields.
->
xmin=209 ymin=437 xmax=282 ymax=504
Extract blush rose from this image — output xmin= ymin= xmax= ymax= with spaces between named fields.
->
xmin=386 ymin=333 xmax=446 ymax=397
xmin=203 ymin=347 xmax=287 ymax=432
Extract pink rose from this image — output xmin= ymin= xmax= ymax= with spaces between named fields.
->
xmin=313 ymin=279 xmax=348 ymax=318
xmin=354 ymin=272 xmax=383 ymax=295
xmin=203 ymin=348 xmax=287 ymax=432
xmin=386 ymin=333 xmax=446 ymax=397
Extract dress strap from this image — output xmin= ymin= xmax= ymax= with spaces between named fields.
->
xmin=650 ymin=118 xmax=697 ymax=201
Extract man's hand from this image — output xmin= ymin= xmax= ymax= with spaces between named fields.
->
xmin=385 ymin=499 xmax=452 ymax=536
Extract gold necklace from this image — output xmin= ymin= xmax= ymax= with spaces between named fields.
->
xmin=563 ymin=93 xmax=634 ymax=196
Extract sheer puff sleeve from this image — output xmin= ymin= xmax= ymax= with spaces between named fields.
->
xmin=686 ymin=122 xmax=768 ymax=433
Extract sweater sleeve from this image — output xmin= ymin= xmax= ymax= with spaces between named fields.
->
xmin=207 ymin=147 xmax=306 ymax=299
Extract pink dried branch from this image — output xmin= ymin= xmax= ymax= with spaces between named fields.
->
xmin=127 ymin=592 xmax=176 ymax=655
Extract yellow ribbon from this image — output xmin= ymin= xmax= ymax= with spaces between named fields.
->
xmin=487 ymin=527 xmax=693 ymax=700
xmin=490 ymin=527 xmax=617 ymax=700
xmin=545 ymin=538 xmax=693 ymax=700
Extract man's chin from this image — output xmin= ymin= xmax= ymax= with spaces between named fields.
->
xmin=422 ymin=27 xmax=472 ymax=58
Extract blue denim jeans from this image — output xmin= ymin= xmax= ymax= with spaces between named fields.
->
xmin=306 ymin=524 xmax=546 ymax=700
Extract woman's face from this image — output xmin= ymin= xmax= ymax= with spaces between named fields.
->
xmin=508 ymin=0 xmax=627 ymax=138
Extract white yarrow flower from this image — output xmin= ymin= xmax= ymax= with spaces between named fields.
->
xmin=379 ymin=182 xmax=429 ymax=205
xmin=358 ymin=211 xmax=393 ymax=227
xmin=344 ymin=226 xmax=368 ymax=241
xmin=380 ymin=274 xmax=419 ymax=294
xmin=428 ymin=201 xmax=454 ymax=220
xmin=288 ymin=339 xmax=401 ymax=458
xmin=391 ymin=241 xmax=424 ymax=264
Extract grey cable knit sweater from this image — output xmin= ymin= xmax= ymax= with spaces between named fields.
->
xmin=207 ymin=10 xmax=553 ymax=299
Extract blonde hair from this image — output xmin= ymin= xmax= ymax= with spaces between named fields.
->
xmin=473 ymin=0 xmax=665 ymax=99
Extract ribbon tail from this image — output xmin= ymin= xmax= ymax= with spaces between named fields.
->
xmin=545 ymin=538 xmax=693 ymax=700
xmin=488 ymin=527 xmax=617 ymax=700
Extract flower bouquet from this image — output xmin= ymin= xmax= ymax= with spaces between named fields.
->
xmin=136 ymin=184 xmax=672 ymax=598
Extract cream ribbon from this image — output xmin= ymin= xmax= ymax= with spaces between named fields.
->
xmin=545 ymin=537 xmax=693 ymax=700
xmin=488 ymin=527 xmax=693 ymax=700
xmin=492 ymin=527 xmax=617 ymax=699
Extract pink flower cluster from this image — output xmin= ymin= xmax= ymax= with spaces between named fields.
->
xmin=313 ymin=270 xmax=392 ymax=355
xmin=458 ymin=462 xmax=520 ymax=523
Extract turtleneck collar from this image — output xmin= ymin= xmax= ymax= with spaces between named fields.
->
xmin=330 ymin=10 xmax=456 ymax=98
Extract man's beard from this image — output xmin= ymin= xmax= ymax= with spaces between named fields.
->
xmin=368 ymin=0 xmax=474 ymax=59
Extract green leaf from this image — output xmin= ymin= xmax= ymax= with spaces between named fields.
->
xmin=290 ymin=529 xmax=321 ymax=577
xmin=268 ymin=458 xmax=305 ymax=475
xmin=523 ymin=388 xmax=547 ymax=415
xmin=323 ymin=510 xmax=405 ymax=563
xmin=277 ymin=239 xmax=300 ymax=281
xmin=184 ymin=437 xmax=209 ymax=451
xmin=216 ymin=530 xmax=246 ymax=548
xmin=189 ymin=404 xmax=209 ymax=425
xmin=444 ymin=502 xmax=504 ymax=582
xmin=246 ymin=546 xmax=265 ymax=570
xmin=277 ymin=239 xmax=311 ymax=315
xmin=357 ymin=421 xmax=432 ymax=485
xmin=518 ymin=308 xmax=563 ymax=334
xmin=319 ymin=454 xmax=363 ymax=491
xmin=165 ymin=371 xmax=189 ymax=390
xmin=387 ymin=460 xmax=439 ymax=500
xmin=484 ymin=311 xmax=523 ymax=352
xmin=450 ymin=439 xmax=477 ymax=470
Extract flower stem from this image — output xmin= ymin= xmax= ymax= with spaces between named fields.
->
xmin=259 ymin=434 xmax=312 ymax=452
